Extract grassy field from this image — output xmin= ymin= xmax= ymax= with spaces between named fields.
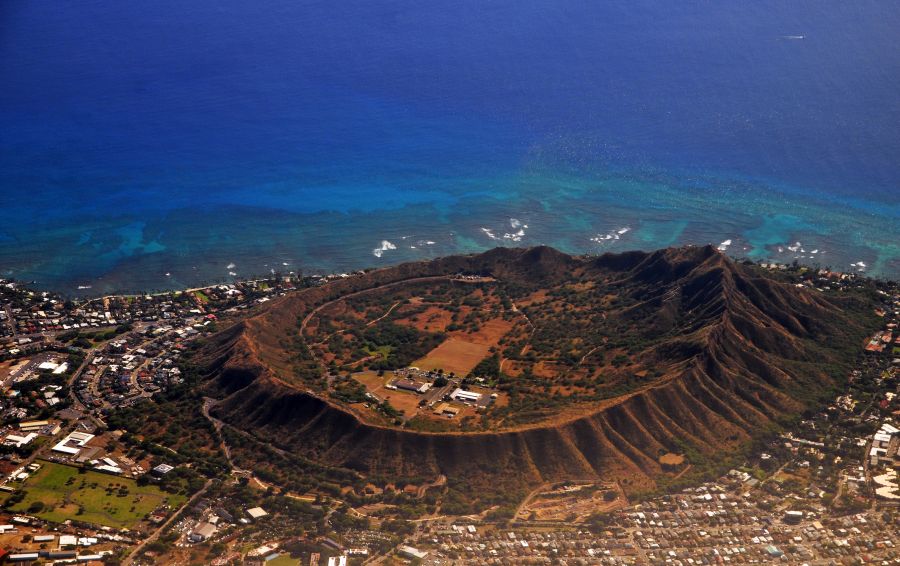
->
xmin=365 ymin=344 xmax=392 ymax=359
xmin=353 ymin=371 xmax=428 ymax=419
xmin=353 ymin=370 xmax=388 ymax=391
xmin=266 ymin=555 xmax=302 ymax=566
xmin=413 ymin=337 xmax=492 ymax=376
xmin=7 ymin=460 xmax=186 ymax=529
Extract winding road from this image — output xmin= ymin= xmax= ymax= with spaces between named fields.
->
xmin=299 ymin=275 xmax=455 ymax=338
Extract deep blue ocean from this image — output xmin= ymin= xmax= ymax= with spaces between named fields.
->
xmin=1 ymin=0 xmax=898 ymax=295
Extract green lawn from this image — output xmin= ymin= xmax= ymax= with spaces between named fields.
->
xmin=366 ymin=344 xmax=392 ymax=359
xmin=7 ymin=460 xmax=186 ymax=529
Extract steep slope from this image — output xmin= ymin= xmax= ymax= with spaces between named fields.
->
xmin=199 ymin=245 xmax=870 ymax=505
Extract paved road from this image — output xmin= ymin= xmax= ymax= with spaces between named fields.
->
xmin=76 ymin=326 xmax=176 ymax=413
xmin=0 ymin=351 xmax=100 ymax=489
xmin=122 ymin=478 xmax=214 ymax=566
xmin=299 ymin=275 xmax=454 ymax=338
xmin=5 ymin=324 xmax=154 ymax=478
xmin=201 ymin=397 xmax=245 ymax=475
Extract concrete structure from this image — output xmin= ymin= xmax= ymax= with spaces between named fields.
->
xmin=398 ymin=545 xmax=428 ymax=560
xmin=389 ymin=378 xmax=430 ymax=393
xmin=4 ymin=432 xmax=37 ymax=448
xmin=51 ymin=431 xmax=94 ymax=455
xmin=433 ymin=402 xmax=460 ymax=417
xmin=247 ymin=506 xmax=269 ymax=519
xmin=152 ymin=463 xmax=174 ymax=476
xmin=450 ymin=388 xmax=482 ymax=403
xmin=190 ymin=522 xmax=216 ymax=542
xmin=873 ymin=469 xmax=900 ymax=500
xmin=59 ymin=534 xmax=78 ymax=547
xmin=18 ymin=420 xmax=49 ymax=431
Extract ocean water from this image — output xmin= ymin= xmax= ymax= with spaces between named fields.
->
xmin=0 ymin=0 xmax=898 ymax=295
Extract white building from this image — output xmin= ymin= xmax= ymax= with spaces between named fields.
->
xmin=4 ymin=433 xmax=37 ymax=448
xmin=246 ymin=506 xmax=268 ymax=520
xmin=398 ymin=546 xmax=428 ymax=560
xmin=450 ymin=388 xmax=482 ymax=404
xmin=189 ymin=522 xmax=216 ymax=542
xmin=52 ymin=431 xmax=94 ymax=456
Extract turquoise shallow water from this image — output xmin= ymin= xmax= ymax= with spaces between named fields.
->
xmin=1 ymin=168 xmax=895 ymax=296
xmin=0 ymin=1 xmax=898 ymax=294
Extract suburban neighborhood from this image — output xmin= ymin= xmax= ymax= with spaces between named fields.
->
xmin=0 ymin=261 xmax=896 ymax=565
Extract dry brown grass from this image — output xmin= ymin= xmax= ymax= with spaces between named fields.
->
xmin=464 ymin=317 xmax=514 ymax=343
xmin=659 ymin=453 xmax=685 ymax=467
xmin=519 ymin=482 xmax=627 ymax=523
xmin=517 ymin=289 xmax=549 ymax=306
xmin=380 ymin=390 xmax=424 ymax=418
xmin=533 ymin=360 xmax=563 ymax=379
xmin=413 ymin=337 xmax=492 ymax=376
xmin=354 ymin=371 xmax=429 ymax=418
xmin=0 ymin=359 xmax=16 ymax=380
xmin=354 ymin=370 xmax=389 ymax=393
xmin=397 ymin=305 xmax=455 ymax=332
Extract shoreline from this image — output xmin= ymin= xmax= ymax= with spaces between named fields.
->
xmin=3 ymin=246 xmax=897 ymax=304
xmin=2 ymin=164 xmax=898 ymax=297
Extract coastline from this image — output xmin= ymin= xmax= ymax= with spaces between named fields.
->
xmin=1 ymin=166 xmax=898 ymax=298
xmin=2 ymin=247 xmax=896 ymax=306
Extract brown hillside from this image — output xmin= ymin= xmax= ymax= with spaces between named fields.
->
xmin=198 ymin=245 xmax=869 ymax=503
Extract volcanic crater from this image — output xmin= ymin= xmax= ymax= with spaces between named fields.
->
xmin=196 ymin=245 xmax=870 ymax=503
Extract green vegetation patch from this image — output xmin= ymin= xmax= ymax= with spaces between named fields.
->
xmin=359 ymin=322 xmax=445 ymax=371
xmin=6 ymin=461 xmax=185 ymax=529
xmin=365 ymin=344 xmax=393 ymax=359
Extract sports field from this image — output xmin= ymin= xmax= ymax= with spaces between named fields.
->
xmin=7 ymin=460 xmax=185 ymax=529
xmin=265 ymin=554 xmax=302 ymax=566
